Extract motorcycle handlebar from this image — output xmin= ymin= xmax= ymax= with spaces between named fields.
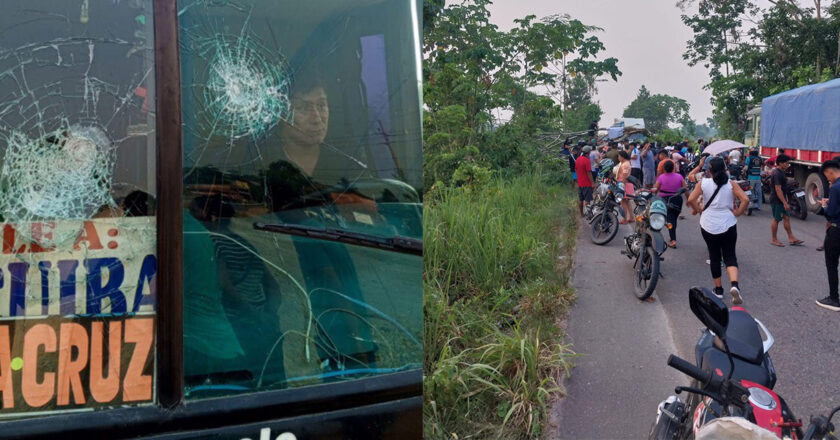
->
xmin=667 ymin=354 xmax=711 ymax=385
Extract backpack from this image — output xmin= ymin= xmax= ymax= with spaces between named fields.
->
xmin=747 ymin=156 xmax=762 ymax=177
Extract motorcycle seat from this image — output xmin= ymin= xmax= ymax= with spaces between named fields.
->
xmin=719 ymin=310 xmax=765 ymax=365
xmin=702 ymin=347 xmax=774 ymax=389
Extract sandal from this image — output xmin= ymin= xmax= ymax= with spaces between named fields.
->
xmin=668 ymin=241 xmax=677 ymax=249
xmin=789 ymin=239 xmax=804 ymax=246
xmin=619 ymin=219 xmax=629 ymax=225
xmin=771 ymin=241 xmax=785 ymax=247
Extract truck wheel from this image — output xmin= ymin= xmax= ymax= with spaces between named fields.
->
xmin=805 ymin=172 xmax=829 ymax=213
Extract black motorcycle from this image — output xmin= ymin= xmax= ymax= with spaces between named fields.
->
xmin=762 ymin=173 xmax=807 ymax=220
xmin=649 ymin=287 xmax=804 ymax=439
xmin=588 ymin=176 xmax=625 ymax=245
xmin=621 ymin=176 xmax=681 ymax=300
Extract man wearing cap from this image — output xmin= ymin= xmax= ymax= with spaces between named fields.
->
xmin=575 ymin=145 xmax=595 ymax=216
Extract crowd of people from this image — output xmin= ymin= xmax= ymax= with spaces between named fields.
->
xmin=561 ymin=137 xmax=840 ymax=313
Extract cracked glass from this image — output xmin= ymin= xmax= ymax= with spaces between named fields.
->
xmin=0 ymin=0 xmax=157 ymax=417
xmin=179 ymin=0 xmax=423 ymax=397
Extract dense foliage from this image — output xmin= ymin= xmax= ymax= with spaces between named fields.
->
xmin=424 ymin=173 xmax=578 ymax=439
xmin=679 ymin=0 xmax=840 ymax=139
xmin=422 ymin=0 xmax=621 ymax=191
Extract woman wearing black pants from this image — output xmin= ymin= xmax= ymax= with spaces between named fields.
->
xmin=654 ymin=160 xmax=686 ymax=248
xmin=687 ymin=157 xmax=750 ymax=304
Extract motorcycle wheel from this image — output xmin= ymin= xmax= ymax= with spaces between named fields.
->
xmin=590 ymin=211 xmax=619 ymax=245
xmin=634 ymin=245 xmax=659 ymax=300
xmin=647 ymin=399 xmax=686 ymax=440
xmin=794 ymin=196 xmax=807 ymax=220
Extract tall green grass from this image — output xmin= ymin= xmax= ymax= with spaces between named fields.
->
xmin=424 ymin=171 xmax=579 ymax=439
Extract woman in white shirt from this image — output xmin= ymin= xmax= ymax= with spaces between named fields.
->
xmin=687 ymin=157 xmax=750 ymax=304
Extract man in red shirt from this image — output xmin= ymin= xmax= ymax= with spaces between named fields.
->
xmin=576 ymin=145 xmax=595 ymax=216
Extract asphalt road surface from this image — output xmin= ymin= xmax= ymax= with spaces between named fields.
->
xmin=549 ymin=204 xmax=840 ymax=440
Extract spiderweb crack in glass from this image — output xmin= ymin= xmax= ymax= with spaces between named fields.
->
xmin=200 ymin=34 xmax=292 ymax=140
xmin=0 ymin=13 xmax=154 ymax=256
xmin=0 ymin=124 xmax=114 ymax=228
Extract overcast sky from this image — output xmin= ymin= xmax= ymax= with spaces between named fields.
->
xmin=487 ymin=0 xmax=717 ymax=127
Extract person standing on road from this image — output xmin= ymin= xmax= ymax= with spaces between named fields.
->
xmin=729 ymin=147 xmax=742 ymax=166
xmin=654 ymin=159 xmax=686 ymax=248
xmin=560 ymin=142 xmax=576 ymax=188
xmin=670 ymin=147 xmax=684 ymax=174
xmin=769 ymin=154 xmax=804 ymax=247
xmin=744 ymin=148 xmax=763 ymax=211
xmin=630 ymin=142 xmax=643 ymax=182
xmin=589 ymin=144 xmax=602 ymax=177
xmin=688 ymin=157 xmax=750 ymax=304
xmin=576 ymin=145 xmax=595 ymax=216
xmin=656 ymin=151 xmax=671 ymax=177
xmin=641 ymin=141 xmax=656 ymax=188
xmin=605 ymin=141 xmax=619 ymax=163
xmin=616 ymin=150 xmax=635 ymax=225
xmin=815 ymin=160 xmax=840 ymax=311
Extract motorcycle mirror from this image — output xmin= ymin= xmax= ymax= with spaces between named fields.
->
xmin=689 ymin=286 xmax=728 ymax=336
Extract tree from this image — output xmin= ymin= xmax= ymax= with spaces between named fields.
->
xmin=423 ymin=0 xmax=621 ymax=189
xmin=561 ymin=74 xmax=603 ymax=133
xmin=622 ymin=86 xmax=692 ymax=135
xmin=678 ymin=0 xmax=840 ymax=139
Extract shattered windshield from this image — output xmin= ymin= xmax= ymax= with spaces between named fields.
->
xmin=0 ymin=1 xmax=157 ymax=416
xmin=179 ymin=0 xmax=423 ymax=397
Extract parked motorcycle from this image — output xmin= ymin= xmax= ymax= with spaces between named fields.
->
xmin=761 ymin=173 xmax=807 ymax=220
xmin=588 ymin=160 xmax=624 ymax=245
xmin=684 ymin=156 xmax=704 ymax=194
xmin=649 ymin=287 xmax=804 ymax=439
xmin=621 ymin=176 xmax=682 ymax=300
xmin=734 ymin=180 xmax=759 ymax=216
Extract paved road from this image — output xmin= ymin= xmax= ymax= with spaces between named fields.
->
xmin=549 ymin=205 xmax=840 ymax=439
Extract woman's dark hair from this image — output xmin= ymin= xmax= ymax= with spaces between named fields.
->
xmin=709 ymin=157 xmax=728 ymax=185
xmin=663 ymin=160 xmax=675 ymax=173
xmin=618 ymin=150 xmax=630 ymax=160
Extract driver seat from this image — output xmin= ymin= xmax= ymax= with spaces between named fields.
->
xmin=715 ymin=309 xmax=764 ymax=365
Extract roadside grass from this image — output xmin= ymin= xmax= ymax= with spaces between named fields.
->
xmin=423 ymin=171 xmax=579 ymax=439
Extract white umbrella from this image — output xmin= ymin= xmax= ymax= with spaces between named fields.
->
xmin=703 ymin=139 xmax=747 ymax=156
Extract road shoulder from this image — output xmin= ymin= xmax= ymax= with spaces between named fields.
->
xmin=546 ymin=220 xmax=685 ymax=440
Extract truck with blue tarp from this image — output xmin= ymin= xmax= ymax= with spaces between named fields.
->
xmin=744 ymin=78 xmax=840 ymax=212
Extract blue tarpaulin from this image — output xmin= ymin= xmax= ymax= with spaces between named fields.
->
xmin=761 ymin=78 xmax=840 ymax=152
xmin=607 ymin=126 xmax=623 ymax=139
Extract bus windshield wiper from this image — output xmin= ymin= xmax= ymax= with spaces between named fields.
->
xmin=253 ymin=222 xmax=422 ymax=256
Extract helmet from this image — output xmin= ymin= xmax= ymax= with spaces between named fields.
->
xmin=598 ymin=158 xmax=615 ymax=177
